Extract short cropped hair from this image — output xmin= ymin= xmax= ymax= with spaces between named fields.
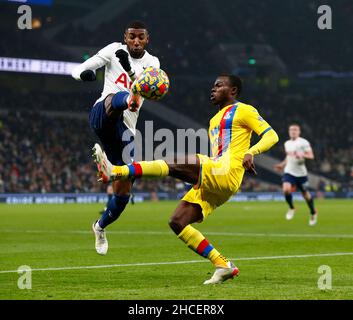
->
xmin=220 ymin=74 xmax=243 ymax=96
xmin=125 ymin=20 xmax=148 ymax=31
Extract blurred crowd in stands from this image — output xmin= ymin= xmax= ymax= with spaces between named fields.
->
xmin=0 ymin=104 xmax=351 ymax=194
xmin=0 ymin=110 xmax=280 ymax=194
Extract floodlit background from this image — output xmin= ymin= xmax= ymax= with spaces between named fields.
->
xmin=0 ymin=0 xmax=351 ymax=198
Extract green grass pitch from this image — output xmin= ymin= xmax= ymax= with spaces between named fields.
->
xmin=0 ymin=199 xmax=352 ymax=300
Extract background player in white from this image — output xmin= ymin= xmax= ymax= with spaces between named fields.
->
xmin=72 ymin=21 xmax=160 ymax=254
xmin=275 ymin=124 xmax=318 ymax=226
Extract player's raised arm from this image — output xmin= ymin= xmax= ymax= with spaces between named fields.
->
xmin=71 ymin=56 xmax=105 ymax=81
xmin=71 ymin=43 xmax=118 ymax=82
xmin=239 ymin=106 xmax=279 ymax=174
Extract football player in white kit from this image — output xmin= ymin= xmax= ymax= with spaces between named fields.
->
xmin=71 ymin=21 xmax=160 ymax=254
xmin=275 ymin=124 xmax=318 ymax=226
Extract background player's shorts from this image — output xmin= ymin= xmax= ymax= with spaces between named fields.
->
xmin=282 ymin=173 xmax=309 ymax=192
xmin=182 ymin=154 xmax=244 ymax=220
xmin=89 ymin=100 xmax=134 ymax=165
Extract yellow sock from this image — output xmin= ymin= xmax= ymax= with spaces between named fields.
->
xmin=178 ymin=225 xmax=229 ymax=268
xmin=112 ymin=160 xmax=169 ymax=178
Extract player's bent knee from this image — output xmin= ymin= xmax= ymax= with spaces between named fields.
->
xmin=168 ymin=215 xmax=186 ymax=234
xmin=104 ymin=93 xmax=124 ymax=119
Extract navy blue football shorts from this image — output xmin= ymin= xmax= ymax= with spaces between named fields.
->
xmin=282 ymin=173 xmax=309 ymax=192
xmin=89 ymin=99 xmax=134 ymax=166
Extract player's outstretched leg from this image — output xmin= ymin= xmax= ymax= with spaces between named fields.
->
xmin=283 ymin=182 xmax=295 ymax=220
xmin=302 ymin=190 xmax=318 ymax=226
xmin=169 ymin=201 xmax=239 ymax=285
xmin=93 ymin=143 xmax=169 ymax=182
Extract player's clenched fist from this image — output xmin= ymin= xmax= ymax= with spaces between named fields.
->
xmin=115 ymin=49 xmax=136 ymax=79
xmin=115 ymin=49 xmax=132 ymax=72
xmin=80 ymin=70 xmax=96 ymax=81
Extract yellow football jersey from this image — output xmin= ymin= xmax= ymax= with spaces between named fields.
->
xmin=209 ymin=101 xmax=272 ymax=162
xmin=182 ymin=101 xmax=275 ymax=219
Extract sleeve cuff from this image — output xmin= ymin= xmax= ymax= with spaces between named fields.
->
xmin=259 ymin=126 xmax=272 ymax=137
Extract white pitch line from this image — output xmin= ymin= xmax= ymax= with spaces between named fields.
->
xmin=2 ymin=229 xmax=353 ymax=239
xmin=1 ymin=252 xmax=353 ymax=274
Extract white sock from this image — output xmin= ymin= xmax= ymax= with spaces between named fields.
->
xmin=95 ymin=221 xmax=103 ymax=231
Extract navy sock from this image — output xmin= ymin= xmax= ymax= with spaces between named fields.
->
xmin=285 ymin=193 xmax=294 ymax=209
xmin=305 ymin=196 xmax=316 ymax=215
xmin=98 ymin=194 xmax=130 ymax=229
xmin=111 ymin=91 xmax=129 ymax=110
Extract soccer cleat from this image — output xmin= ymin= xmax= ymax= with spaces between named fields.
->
xmin=203 ymin=262 xmax=239 ymax=285
xmin=309 ymin=212 xmax=318 ymax=226
xmin=92 ymin=221 xmax=108 ymax=255
xmin=286 ymin=209 xmax=295 ymax=220
xmin=127 ymin=80 xmax=142 ymax=112
xmin=92 ymin=143 xmax=113 ymax=183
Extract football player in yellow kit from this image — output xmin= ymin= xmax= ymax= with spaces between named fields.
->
xmin=93 ymin=75 xmax=279 ymax=284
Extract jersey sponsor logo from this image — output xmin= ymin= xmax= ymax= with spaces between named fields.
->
xmin=115 ymin=73 xmax=132 ymax=89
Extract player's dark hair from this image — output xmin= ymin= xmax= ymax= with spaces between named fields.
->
xmin=289 ymin=123 xmax=301 ymax=128
xmin=125 ymin=20 xmax=148 ymax=31
xmin=220 ymin=74 xmax=242 ymax=96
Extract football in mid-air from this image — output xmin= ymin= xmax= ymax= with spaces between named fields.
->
xmin=133 ymin=67 xmax=169 ymax=100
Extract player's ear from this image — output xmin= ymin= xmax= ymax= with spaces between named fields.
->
xmin=145 ymin=32 xmax=150 ymax=45
xmin=123 ymin=31 xmax=127 ymax=44
xmin=231 ymin=86 xmax=237 ymax=97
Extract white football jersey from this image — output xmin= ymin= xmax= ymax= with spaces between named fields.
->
xmin=284 ymin=137 xmax=312 ymax=177
xmin=72 ymin=42 xmax=160 ymax=134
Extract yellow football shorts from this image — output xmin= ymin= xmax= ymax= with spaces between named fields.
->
xmin=182 ymin=154 xmax=245 ymax=219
